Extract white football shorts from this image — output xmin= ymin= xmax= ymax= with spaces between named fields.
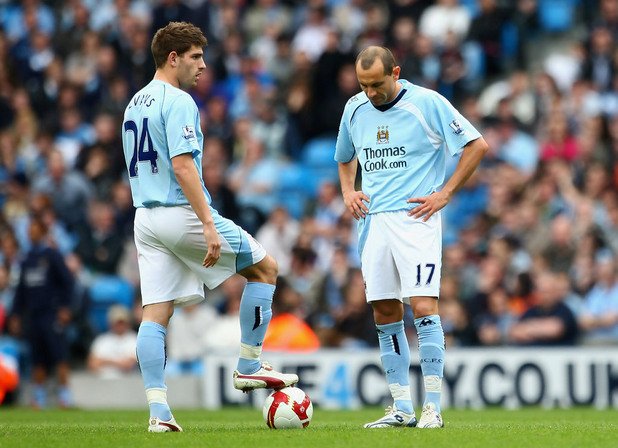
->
xmin=358 ymin=209 xmax=442 ymax=303
xmin=134 ymin=205 xmax=266 ymax=307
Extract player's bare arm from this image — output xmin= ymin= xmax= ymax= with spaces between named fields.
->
xmin=171 ymin=153 xmax=221 ymax=267
xmin=338 ymin=160 xmax=370 ymax=220
xmin=407 ymin=136 xmax=489 ymax=221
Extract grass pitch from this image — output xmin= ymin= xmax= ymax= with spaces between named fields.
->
xmin=0 ymin=407 xmax=616 ymax=448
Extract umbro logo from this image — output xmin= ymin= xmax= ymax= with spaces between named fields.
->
xmin=394 ymin=415 xmax=404 ymax=423
xmin=419 ymin=318 xmax=435 ymax=327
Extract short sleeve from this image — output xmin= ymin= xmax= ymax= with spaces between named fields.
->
xmin=334 ymin=108 xmax=356 ymax=163
xmin=428 ymin=93 xmax=481 ymax=157
xmin=164 ymin=94 xmax=202 ymax=158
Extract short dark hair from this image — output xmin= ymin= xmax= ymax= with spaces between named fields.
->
xmin=151 ymin=22 xmax=207 ymax=69
xmin=355 ymin=46 xmax=396 ymax=75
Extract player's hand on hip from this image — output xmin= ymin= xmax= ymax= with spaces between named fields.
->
xmin=202 ymin=223 xmax=221 ymax=267
xmin=343 ymin=190 xmax=370 ymax=220
xmin=407 ymin=191 xmax=449 ymax=221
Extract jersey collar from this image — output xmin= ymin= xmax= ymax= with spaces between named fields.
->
xmin=373 ymin=84 xmax=407 ymax=112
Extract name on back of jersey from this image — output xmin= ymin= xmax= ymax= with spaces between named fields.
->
xmin=127 ymin=94 xmax=155 ymax=109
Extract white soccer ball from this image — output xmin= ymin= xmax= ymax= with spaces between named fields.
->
xmin=262 ymin=386 xmax=313 ymax=429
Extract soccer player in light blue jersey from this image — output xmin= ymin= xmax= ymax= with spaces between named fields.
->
xmin=335 ymin=46 xmax=489 ymax=429
xmin=121 ymin=22 xmax=298 ymax=433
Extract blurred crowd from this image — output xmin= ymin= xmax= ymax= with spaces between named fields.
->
xmin=1 ymin=0 xmax=618 ymax=404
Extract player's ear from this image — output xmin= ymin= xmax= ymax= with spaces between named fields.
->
xmin=169 ymin=51 xmax=178 ymax=68
xmin=392 ymin=65 xmax=401 ymax=80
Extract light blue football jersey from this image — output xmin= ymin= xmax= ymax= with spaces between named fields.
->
xmin=122 ymin=79 xmax=211 ymax=208
xmin=335 ymin=79 xmax=481 ymax=214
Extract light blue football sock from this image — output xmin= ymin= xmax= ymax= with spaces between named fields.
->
xmin=236 ymin=282 xmax=275 ymax=374
xmin=414 ymin=314 xmax=445 ymax=413
xmin=137 ymin=321 xmax=172 ymax=421
xmin=376 ymin=320 xmax=413 ymax=414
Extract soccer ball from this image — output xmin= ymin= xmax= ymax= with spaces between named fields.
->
xmin=262 ymin=387 xmax=313 ymax=429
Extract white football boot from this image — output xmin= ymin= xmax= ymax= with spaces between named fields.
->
xmin=363 ymin=405 xmax=417 ymax=428
xmin=233 ymin=361 xmax=299 ymax=392
xmin=148 ymin=416 xmax=183 ymax=433
xmin=417 ymin=403 xmax=444 ymax=428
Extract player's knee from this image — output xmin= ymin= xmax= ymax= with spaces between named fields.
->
xmin=142 ymin=302 xmax=174 ymax=326
xmin=258 ymin=255 xmax=278 ymax=284
xmin=411 ymin=297 xmax=439 ymax=318
xmin=371 ymin=300 xmax=404 ymax=324
xmin=241 ymin=255 xmax=278 ymax=284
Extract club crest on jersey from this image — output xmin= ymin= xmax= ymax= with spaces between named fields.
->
xmin=376 ymin=126 xmax=389 ymax=144
xmin=449 ymin=119 xmax=464 ymax=135
xmin=182 ymin=125 xmax=196 ymax=140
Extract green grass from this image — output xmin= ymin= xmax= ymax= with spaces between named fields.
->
xmin=0 ymin=407 xmax=616 ymax=448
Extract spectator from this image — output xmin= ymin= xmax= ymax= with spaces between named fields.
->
xmin=202 ymin=155 xmax=239 ymax=224
xmin=54 ymin=1 xmax=91 ymax=60
xmin=313 ymin=62 xmax=359 ymax=137
xmin=203 ymin=275 xmax=244 ymax=352
xmin=77 ymin=112 xmax=125 ymax=180
xmin=3 ymin=0 xmax=55 ymax=44
xmin=9 ymin=218 xmax=73 ymax=408
xmin=243 ymin=0 xmax=293 ymax=45
xmin=291 ymin=5 xmax=332 ymax=63
xmin=494 ymin=116 xmax=540 ymax=177
xmin=466 ymin=255 xmax=506 ymax=317
xmin=580 ymin=25 xmax=615 ymax=93
xmin=202 ymin=96 xmax=233 ymax=149
xmin=263 ymin=277 xmax=320 ymax=352
xmin=478 ymin=71 xmax=537 ymax=130
xmin=264 ymin=33 xmax=295 ymax=92
xmin=330 ymin=268 xmax=378 ymax=348
xmin=32 ymin=149 xmax=94 ymax=231
xmin=540 ymin=214 xmax=577 ymax=274
xmin=285 ymin=244 xmax=322 ymax=309
xmin=150 ymin=0 xmax=193 ymax=38
xmin=579 ymin=250 xmax=618 ymax=344
xmin=87 ymin=305 xmax=137 ymax=378
xmin=0 ymin=264 xmax=13 ymax=324
xmin=508 ymin=271 xmax=579 ymax=346
xmin=0 ymin=232 xmax=21 ymax=302
xmin=309 ymin=245 xmax=352 ymax=343
xmin=474 ymin=286 xmax=517 ymax=346
xmin=12 ymin=192 xmax=75 ymax=255
xmin=256 ymin=207 xmax=301 ymax=276
xmin=166 ymin=302 xmax=218 ymax=375
xmin=74 ymin=200 xmax=125 ymax=276
xmin=64 ymin=31 xmax=100 ymax=92
xmin=250 ymin=97 xmax=289 ymax=159
xmin=54 ymin=107 xmax=96 ymax=167
xmin=466 ymin=0 xmax=511 ymax=79
xmin=228 ymin=137 xmax=280 ymax=234
xmin=540 ymin=112 xmax=580 ymax=162
xmin=109 ymin=180 xmax=135 ymax=239
xmin=76 ymin=143 xmax=116 ymax=199
xmin=439 ymin=275 xmax=475 ymax=346
xmin=418 ymin=0 xmax=471 ymax=48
